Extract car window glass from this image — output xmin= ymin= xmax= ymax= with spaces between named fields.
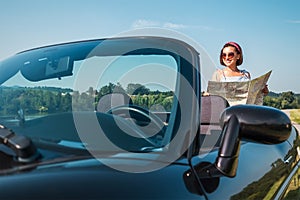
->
xmin=0 ymin=53 xmax=178 ymax=151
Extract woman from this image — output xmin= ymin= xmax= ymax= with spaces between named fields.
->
xmin=210 ymin=41 xmax=269 ymax=95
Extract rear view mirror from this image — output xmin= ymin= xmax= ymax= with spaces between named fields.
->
xmin=21 ymin=55 xmax=73 ymax=82
xmin=45 ymin=56 xmax=71 ymax=77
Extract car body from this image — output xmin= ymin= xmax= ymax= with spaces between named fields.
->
xmin=0 ymin=36 xmax=299 ymax=199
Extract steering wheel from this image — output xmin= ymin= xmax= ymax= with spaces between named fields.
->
xmin=107 ymin=104 xmax=166 ymax=138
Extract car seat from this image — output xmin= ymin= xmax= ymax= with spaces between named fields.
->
xmin=200 ymin=95 xmax=230 ymax=151
xmin=97 ymin=93 xmax=133 ymax=113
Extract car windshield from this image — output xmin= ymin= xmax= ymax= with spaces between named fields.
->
xmin=0 ymin=39 xmax=179 ymax=153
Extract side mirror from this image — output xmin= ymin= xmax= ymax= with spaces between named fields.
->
xmin=190 ymin=105 xmax=292 ymax=179
xmin=215 ymin=105 xmax=292 ymax=178
xmin=220 ymin=104 xmax=292 ymax=144
xmin=184 ymin=105 xmax=292 ymax=195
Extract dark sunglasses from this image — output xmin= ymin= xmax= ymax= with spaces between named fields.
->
xmin=222 ymin=52 xmax=235 ymax=59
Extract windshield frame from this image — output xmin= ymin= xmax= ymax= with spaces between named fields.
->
xmin=0 ymin=36 xmax=201 ymax=160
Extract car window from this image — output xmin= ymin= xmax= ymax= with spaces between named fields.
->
xmin=0 ymin=49 xmax=179 ymax=152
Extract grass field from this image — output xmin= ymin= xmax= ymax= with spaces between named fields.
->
xmin=290 ymin=109 xmax=300 ymax=124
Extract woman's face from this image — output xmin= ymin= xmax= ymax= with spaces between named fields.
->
xmin=222 ymin=46 xmax=240 ymax=68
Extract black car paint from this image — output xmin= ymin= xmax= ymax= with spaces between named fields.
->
xmin=0 ymin=132 xmax=297 ymax=200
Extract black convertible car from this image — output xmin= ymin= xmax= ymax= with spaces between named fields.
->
xmin=0 ymin=36 xmax=299 ymax=199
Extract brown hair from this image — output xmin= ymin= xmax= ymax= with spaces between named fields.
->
xmin=219 ymin=42 xmax=243 ymax=66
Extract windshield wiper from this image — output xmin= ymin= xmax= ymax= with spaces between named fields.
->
xmin=0 ymin=125 xmax=40 ymax=163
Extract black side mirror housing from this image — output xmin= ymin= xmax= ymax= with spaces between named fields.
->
xmin=194 ymin=105 xmax=292 ymax=179
xmin=217 ymin=105 xmax=292 ymax=177
xmin=220 ymin=104 xmax=292 ymax=144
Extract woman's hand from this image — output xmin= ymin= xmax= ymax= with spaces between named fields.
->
xmin=262 ymin=84 xmax=269 ymax=96
xmin=202 ymin=91 xmax=210 ymax=96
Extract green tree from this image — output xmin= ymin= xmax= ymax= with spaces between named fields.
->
xmin=126 ymin=83 xmax=150 ymax=95
xmin=264 ymin=91 xmax=299 ymax=109
xmin=279 ymin=91 xmax=296 ymax=109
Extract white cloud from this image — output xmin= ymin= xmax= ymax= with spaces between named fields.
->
xmin=131 ymin=19 xmax=222 ymax=32
xmin=131 ymin=19 xmax=160 ymax=29
xmin=131 ymin=19 xmax=186 ymax=30
xmin=163 ymin=22 xmax=186 ymax=29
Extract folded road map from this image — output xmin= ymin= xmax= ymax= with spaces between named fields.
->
xmin=207 ymin=70 xmax=272 ymax=106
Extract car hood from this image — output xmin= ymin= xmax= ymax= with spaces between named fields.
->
xmin=0 ymin=155 xmax=205 ymax=200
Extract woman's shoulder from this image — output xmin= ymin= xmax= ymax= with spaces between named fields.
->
xmin=212 ymin=68 xmax=224 ymax=81
xmin=240 ymin=69 xmax=251 ymax=79
xmin=240 ymin=69 xmax=250 ymax=73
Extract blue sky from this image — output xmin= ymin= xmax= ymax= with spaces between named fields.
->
xmin=0 ymin=0 xmax=299 ymax=93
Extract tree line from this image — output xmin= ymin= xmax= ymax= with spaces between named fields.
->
xmin=0 ymin=86 xmax=73 ymax=115
xmin=0 ymin=83 xmax=298 ymax=117
xmin=0 ymin=83 xmax=174 ymax=116
xmin=263 ymin=91 xmax=300 ymax=109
